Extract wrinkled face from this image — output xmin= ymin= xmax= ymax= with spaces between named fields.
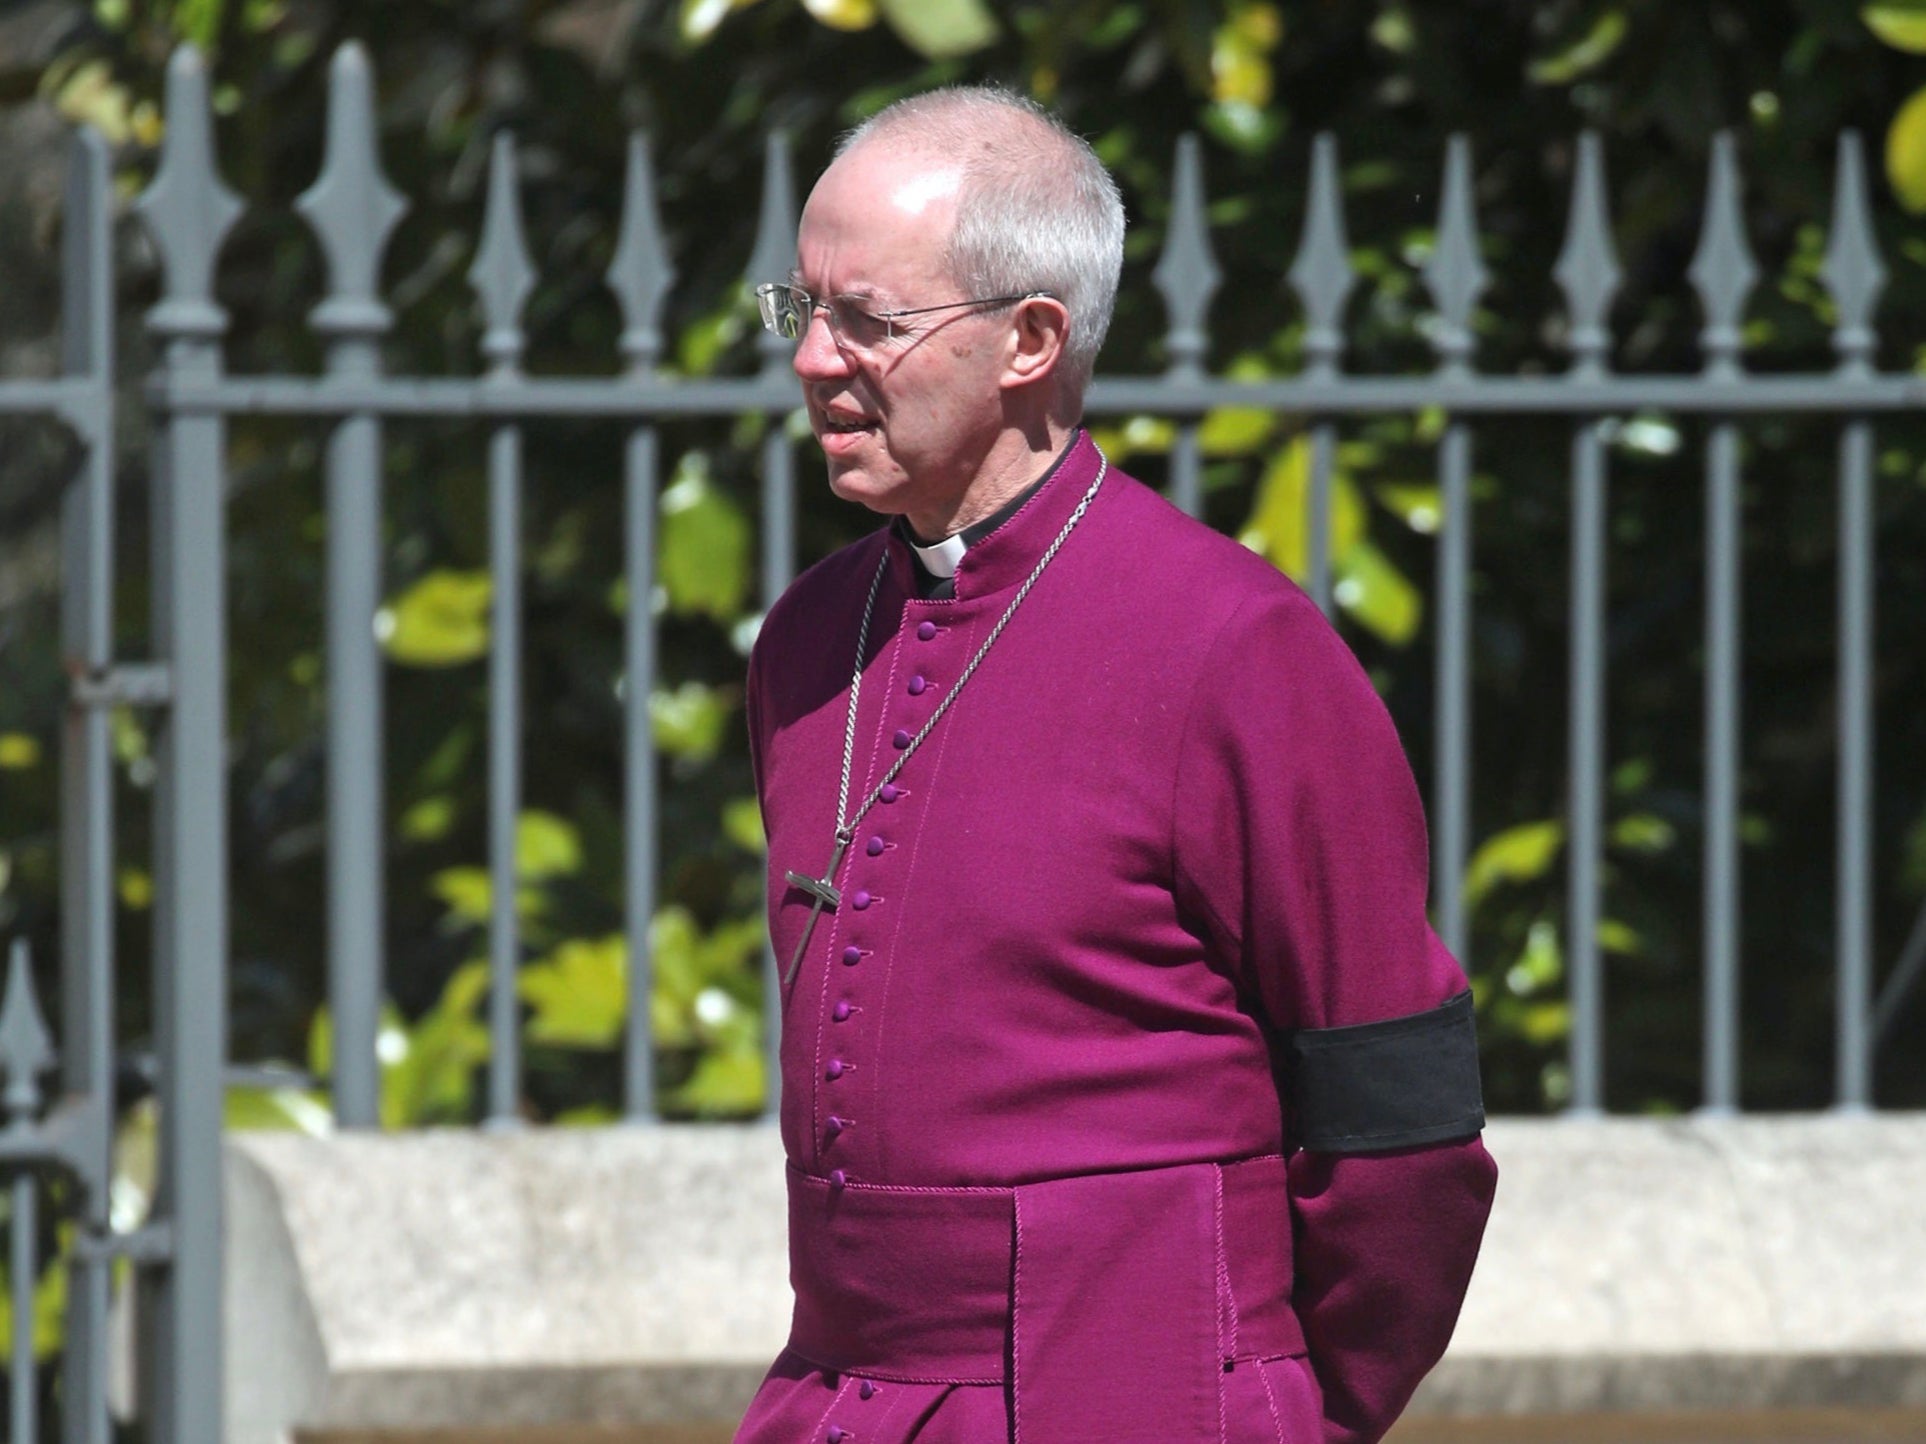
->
xmin=791 ymin=143 xmax=1012 ymax=522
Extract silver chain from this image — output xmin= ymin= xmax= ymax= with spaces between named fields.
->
xmin=830 ymin=450 xmax=1108 ymax=844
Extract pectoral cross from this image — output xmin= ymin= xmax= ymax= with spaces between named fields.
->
xmin=782 ymin=831 xmax=851 ymax=987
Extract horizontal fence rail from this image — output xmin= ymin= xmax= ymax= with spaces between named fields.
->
xmin=2 ymin=33 xmax=1923 ymax=1437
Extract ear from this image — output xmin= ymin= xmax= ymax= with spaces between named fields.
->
xmin=1000 ymin=294 xmax=1070 ymax=394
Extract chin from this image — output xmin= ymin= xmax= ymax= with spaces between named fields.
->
xmin=826 ymin=464 xmax=911 ymax=518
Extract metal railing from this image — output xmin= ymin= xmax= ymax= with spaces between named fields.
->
xmin=0 ymin=35 xmax=1920 ymax=1442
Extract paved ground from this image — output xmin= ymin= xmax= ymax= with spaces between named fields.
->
xmin=302 ymin=1407 xmax=1926 ymax=1443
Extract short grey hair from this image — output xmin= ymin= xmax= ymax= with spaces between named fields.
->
xmin=836 ymin=87 xmax=1125 ymax=404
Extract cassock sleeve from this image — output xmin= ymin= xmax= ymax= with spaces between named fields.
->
xmin=1172 ymin=586 xmax=1498 ymax=1444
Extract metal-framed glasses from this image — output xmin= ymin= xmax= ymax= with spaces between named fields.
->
xmin=754 ymin=282 xmax=1051 ymax=348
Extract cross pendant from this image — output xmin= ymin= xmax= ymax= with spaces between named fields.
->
xmin=782 ymin=832 xmax=851 ymax=987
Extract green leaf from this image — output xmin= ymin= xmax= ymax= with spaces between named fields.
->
xmin=878 ymin=0 xmax=999 ymax=58
xmin=723 ymin=796 xmax=767 ymax=853
xmin=1610 ymin=812 xmax=1676 ymax=854
xmin=680 ymin=0 xmax=763 ymax=43
xmin=1373 ymin=482 xmax=1442 ymax=535
xmin=803 ymin=0 xmax=878 ymax=29
xmin=429 ymin=866 xmax=494 ymax=926
xmin=666 ymin=1044 xmax=765 ymax=1116
xmin=1528 ymin=9 xmax=1628 ymax=85
xmin=1333 ymin=540 xmax=1422 ymax=647
xmin=1505 ymin=917 xmax=1565 ymax=994
xmin=1887 ymin=85 xmax=1926 ymax=212
xmin=1238 ymin=435 xmax=1366 ymax=582
xmin=660 ymin=457 xmax=752 ymax=623
xmin=1198 ymin=406 xmax=1276 ymax=457
xmin=651 ymin=681 xmax=732 ymax=762
xmin=1596 ymin=918 xmax=1645 ymax=956
xmin=225 ymin=1085 xmax=333 ymax=1134
xmin=379 ymin=570 xmax=491 ymax=668
xmin=517 ymin=811 xmax=583 ymax=880
xmin=521 ymin=935 xmax=627 ymax=1049
xmin=1465 ymin=820 xmax=1566 ymax=910
xmin=383 ymin=963 xmax=490 ymax=1127
xmin=1866 ymin=3 xmax=1926 ymax=52
xmin=0 ymin=733 xmax=42 ymax=769
xmin=400 ymin=796 xmax=457 ymax=842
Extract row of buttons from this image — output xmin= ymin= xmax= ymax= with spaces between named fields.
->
xmin=820 ymin=614 xmax=945 ymax=1171
xmin=824 ymin=1378 xmax=883 ymax=1440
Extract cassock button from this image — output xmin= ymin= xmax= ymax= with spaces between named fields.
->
xmin=829 ymin=1169 xmax=847 ymax=1190
xmin=825 ymin=1114 xmax=846 ymax=1137
xmin=833 ymin=1001 xmax=852 ymax=1022
xmin=891 ymin=728 xmax=911 ymax=749
xmin=865 ymin=836 xmax=885 ymax=856
xmin=916 ymin=621 xmax=937 ymax=641
xmin=841 ymin=945 xmax=862 ymax=966
xmin=879 ymin=784 xmax=899 ymax=804
xmin=826 ymin=1059 xmax=846 ymax=1080
xmin=859 ymin=1381 xmax=877 ymax=1400
xmin=827 ymin=1428 xmax=848 ymax=1443
xmin=908 ymin=675 xmax=927 ymax=696
xmin=851 ymin=890 xmax=872 ymax=910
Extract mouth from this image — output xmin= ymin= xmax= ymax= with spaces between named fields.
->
xmin=820 ymin=413 xmax=878 ymax=436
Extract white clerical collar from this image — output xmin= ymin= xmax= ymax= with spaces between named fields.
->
xmin=909 ymin=531 xmax=969 ymax=579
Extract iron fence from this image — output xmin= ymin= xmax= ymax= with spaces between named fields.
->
xmin=0 ymin=36 xmax=1921 ymax=1443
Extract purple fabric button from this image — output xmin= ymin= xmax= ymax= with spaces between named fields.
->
xmin=826 ymin=1059 xmax=846 ymax=1080
xmin=916 ymin=621 xmax=937 ymax=641
xmin=841 ymin=945 xmax=862 ymax=966
xmin=859 ymin=1381 xmax=876 ymax=1400
xmin=879 ymin=783 xmax=899 ymax=803
xmin=827 ymin=1428 xmax=847 ymax=1444
xmin=851 ymin=890 xmax=872 ymax=910
xmin=908 ymin=675 xmax=927 ymax=696
xmin=892 ymin=728 xmax=911 ymax=749
xmin=866 ymin=836 xmax=885 ymax=857
xmin=826 ymin=1114 xmax=846 ymax=1137
xmin=829 ymin=1169 xmax=847 ymax=1189
xmin=833 ymin=1000 xmax=852 ymax=1022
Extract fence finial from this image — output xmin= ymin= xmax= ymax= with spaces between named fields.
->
xmin=1152 ymin=134 xmax=1220 ymax=380
xmin=1688 ymin=132 xmax=1758 ymax=378
xmin=1554 ymin=132 xmax=1621 ymax=377
xmin=297 ymin=41 xmax=407 ymax=339
xmin=1822 ymin=130 xmax=1886 ymax=377
xmin=608 ymin=133 xmax=675 ymax=373
xmin=747 ymin=132 xmax=798 ymax=376
xmin=0 ymin=940 xmax=55 ymax=1126
xmin=134 ymin=44 xmax=243 ymax=338
xmin=1423 ymin=135 xmax=1487 ymax=376
xmin=469 ymin=132 xmax=535 ymax=375
xmin=1289 ymin=133 xmax=1354 ymax=381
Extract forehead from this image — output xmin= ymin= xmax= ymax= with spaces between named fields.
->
xmin=796 ymin=143 xmax=963 ymax=297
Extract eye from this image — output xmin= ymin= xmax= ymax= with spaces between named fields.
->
xmin=829 ymin=298 xmax=894 ymax=348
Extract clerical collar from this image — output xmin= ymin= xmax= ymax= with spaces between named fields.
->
xmin=894 ymin=432 xmax=1080 ymax=593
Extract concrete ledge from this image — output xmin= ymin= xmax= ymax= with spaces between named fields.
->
xmin=227 ymin=1117 xmax=1926 ymax=1443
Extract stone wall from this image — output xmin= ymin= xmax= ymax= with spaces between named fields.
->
xmin=222 ymin=1116 xmax=1926 ymax=1443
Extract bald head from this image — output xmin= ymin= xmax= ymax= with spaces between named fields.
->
xmin=835 ymin=88 xmax=1125 ymax=406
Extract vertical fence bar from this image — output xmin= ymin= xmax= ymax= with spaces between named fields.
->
xmin=1702 ymin=425 xmax=1742 ymax=1112
xmin=298 ymin=43 xmax=407 ymax=1129
xmin=1687 ymin=133 xmax=1756 ymax=1114
xmin=1555 ymin=132 xmax=1621 ymax=1115
xmin=609 ymin=133 xmax=675 ymax=1122
xmin=468 ymin=132 xmax=536 ymax=1128
xmin=1288 ymin=134 xmax=1355 ymax=620
xmin=1835 ymin=419 xmax=1874 ymax=1107
xmin=10 ymin=1174 xmax=36 ymax=1444
xmin=1567 ymin=426 xmax=1608 ymax=1112
xmin=1433 ymin=424 xmax=1472 ymax=963
xmin=749 ymin=133 xmax=797 ymax=1107
xmin=132 ymin=46 xmax=238 ymax=1444
xmin=1153 ymin=135 xmax=1219 ymax=521
xmin=1421 ymin=138 xmax=1486 ymax=964
xmin=1821 ymin=131 xmax=1885 ymax=1110
xmin=57 ymin=126 xmax=116 ymax=1444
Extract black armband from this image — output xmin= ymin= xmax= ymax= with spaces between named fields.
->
xmin=1287 ymin=989 xmax=1486 ymax=1153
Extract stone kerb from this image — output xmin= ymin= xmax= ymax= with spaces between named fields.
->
xmin=224 ymin=1117 xmax=1926 ymax=1442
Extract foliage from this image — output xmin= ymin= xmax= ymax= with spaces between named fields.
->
xmin=0 ymin=1 xmax=1920 ymax=1213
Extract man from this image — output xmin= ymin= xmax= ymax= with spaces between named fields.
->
xmin=737 ymin=88 xmax=1496 ymax=1444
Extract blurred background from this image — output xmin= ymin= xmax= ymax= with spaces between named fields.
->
xmin=1 ymin=0 xmax=1925 ymax=1438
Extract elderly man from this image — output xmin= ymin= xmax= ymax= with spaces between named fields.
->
xmin=737 ymin=88 xmax=1496 ymax=1444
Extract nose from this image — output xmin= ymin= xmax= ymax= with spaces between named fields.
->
xmin=793 ymin=306 xmax=853 ymax=382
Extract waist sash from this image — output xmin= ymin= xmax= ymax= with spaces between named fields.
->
xmin=787 ymin=1156 xmax=1306 ymax=1441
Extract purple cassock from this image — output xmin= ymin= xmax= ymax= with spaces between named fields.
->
xmin=736 ymin=431 xmax=1498 ymax=1444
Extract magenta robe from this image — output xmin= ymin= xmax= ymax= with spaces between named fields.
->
xmin=738 ymin=432 xmax=1497 ymax=1444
